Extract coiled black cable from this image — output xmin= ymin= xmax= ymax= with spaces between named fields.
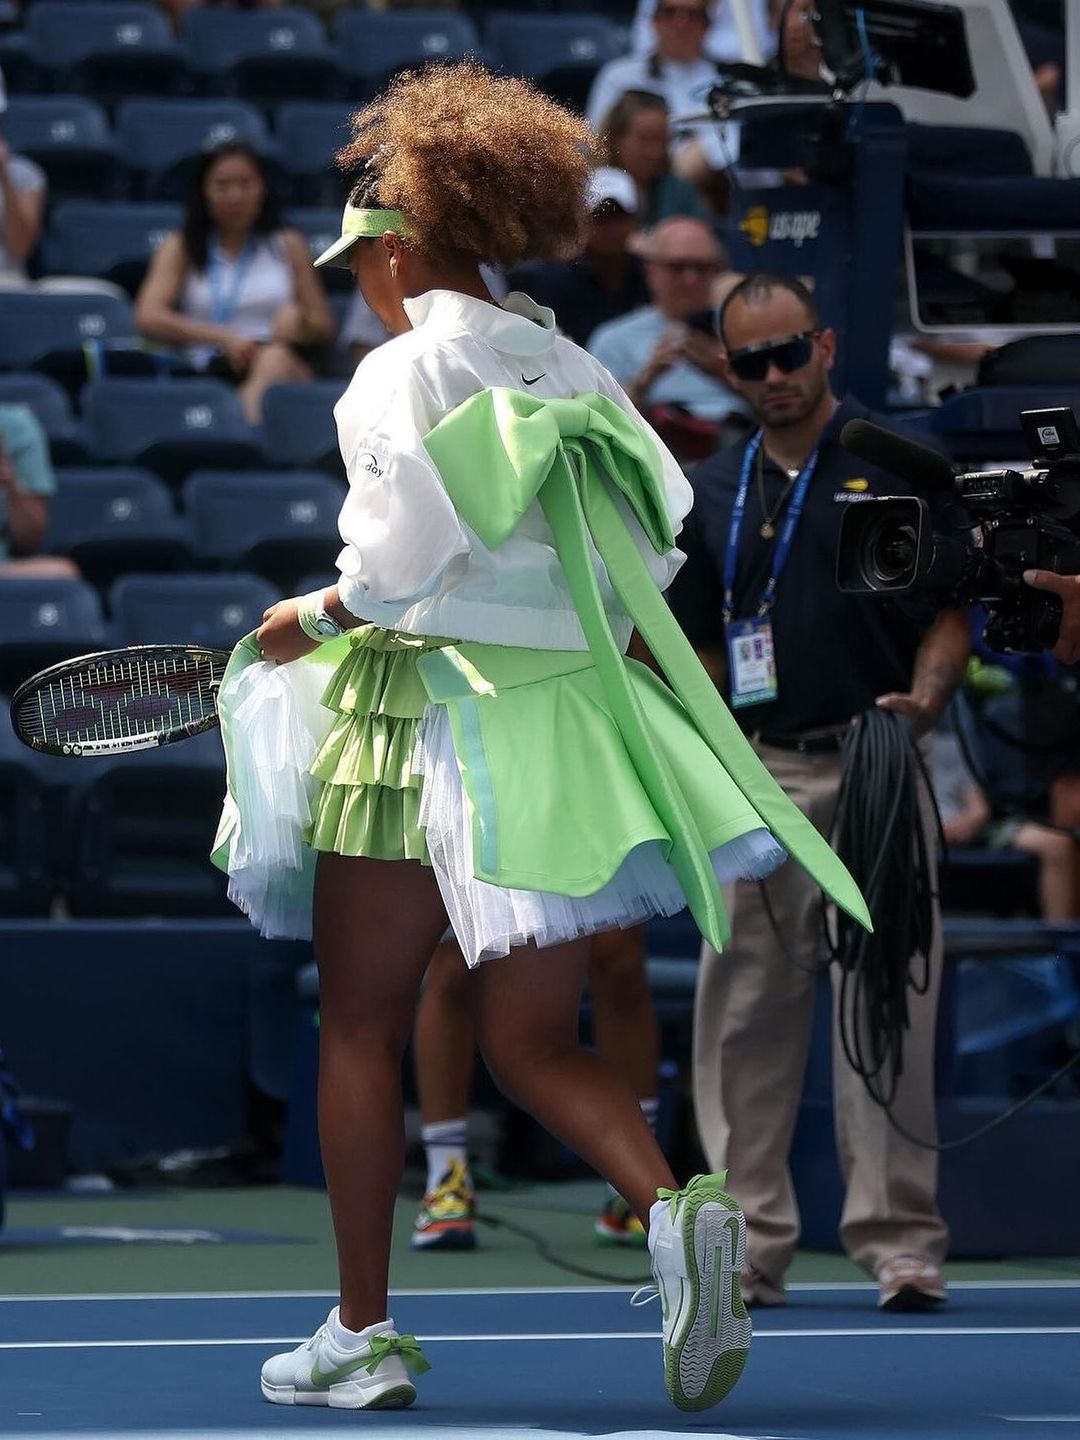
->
xmin=825 ymin=706 xmax=937 ymax=1111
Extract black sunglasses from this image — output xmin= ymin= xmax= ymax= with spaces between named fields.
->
xmin=726 ymin=329 xmax=822 ymax=382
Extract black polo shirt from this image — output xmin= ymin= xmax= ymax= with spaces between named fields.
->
xmin=667 ymin=396 xmax=943 ymax=736
xmin=507 ymin=257 xmax=650 ymax=348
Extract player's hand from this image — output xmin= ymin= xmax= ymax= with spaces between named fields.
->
xmin=257 ymin=598 xmax=319 ymax=664
xmin=1024 ymin=569 xmax=1080 ymax=663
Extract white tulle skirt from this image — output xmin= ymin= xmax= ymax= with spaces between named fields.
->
xmin=213 ymin=646 xmax=785 ymax=965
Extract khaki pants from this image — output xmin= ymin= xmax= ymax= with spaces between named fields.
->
xmin=692 ymin=739 xmax=949 ymax=1290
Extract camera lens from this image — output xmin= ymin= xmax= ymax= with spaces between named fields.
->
xmin=861 ymin=518 xmax=918 ymax=589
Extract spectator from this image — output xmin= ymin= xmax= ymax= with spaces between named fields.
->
xmin=773 ymin=0 xmax=827 ymax=82
xmin=0 ymin=68 xmax=46 ymax=292
xmin=509 ymin=168 xmax=650 ymax=348
xmin=666 ymin=271 xmax=970 ymax=1313
xmin=934 ymin=723 xmax=1076 ymax=921
xmin=629 ymin=0 xmax=772 ymax=63
xmin=586 ymin=0 xmax=739 ymax=191
xmin=587 ymin=216 xmax=743 ymax=424
xmin=0 ymin=405 xmax=78 ymax=578
xmin=135 ymin=141 xmax=334 ymax=424
xmin=595 ymin=91 xmax=707 ymax=226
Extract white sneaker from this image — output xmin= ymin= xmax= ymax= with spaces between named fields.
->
xmin=647 ymin=1172 xmax=752 ymax=1412
xmin=260 ymin=1309 xmax=429 ymax=1409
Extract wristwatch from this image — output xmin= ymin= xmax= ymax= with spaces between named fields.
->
xmin=312 ymin=592 xmax=344 ymax=638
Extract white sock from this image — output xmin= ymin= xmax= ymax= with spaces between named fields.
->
xmin=606 ymin=1098 xmax=660 ymax=1200
xmin=328 ymin=1307 xmax=392 ymax=1351
xmin=421 ymin=1117 xmax=469 ymax=1194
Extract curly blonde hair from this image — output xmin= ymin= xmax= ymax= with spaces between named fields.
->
xmin=337 ymin=62 xmax=594 ymax=269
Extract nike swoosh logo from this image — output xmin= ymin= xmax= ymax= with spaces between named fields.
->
xmin=521 ymin=372 xmax=546 ymax=386
xmin=309 ymin=1355 xmax=373 ymax=1389
xmin=711 ymin=1214 xmax=743 ymax=1338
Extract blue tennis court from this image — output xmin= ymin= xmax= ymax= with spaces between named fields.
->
xmin=1 ymin=1283 xmax=1077 ymax=1437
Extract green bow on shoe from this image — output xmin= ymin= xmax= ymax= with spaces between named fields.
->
xmin=423 ymin=387 xmax=872 ymax=948
xmin=360 ymin=1334 xmax=431 ymax=1376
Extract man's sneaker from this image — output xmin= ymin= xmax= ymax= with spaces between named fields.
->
xmin=260 ymin=1311 xmax=429 ymax=1409
xmin=647 ymin=1172 xmax=752 ymax=1412
xmin=877 ymin=1255 xmax=948 ymax=1312
xmin=411 ymin=1157 xmax=476 ymax=1251
xmin=595 ymin=1192 xmax=648 ymax=1247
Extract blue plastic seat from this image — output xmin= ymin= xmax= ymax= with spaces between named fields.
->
xmin=285 ymin=206 xmax=352 ymax=292
xmin=183 ymin=469 xmax=343 ymax=591
xmin=0 ymin=578 xmax=108 ymax=695
xmin=42 ymin=202 xmax=182 ymax=297
xmin=2 ymin=96 xmax=118 ymax=201
xmin=0 ymin=707 xmax=52 ymax=917
xmin=82 ymin=378 xmax=266 ymax=483
xmin=63 ymin=730 xmax=232 ymax=918
xmin=183 ymin=7 xmax=340 ymax=101
xmin=275 ymin=103 xmax=353 ymax=206
xmin=48 ymin=468 xmax=193 ymax=588
xmin=0 ymin=374 xmax=92 ymax=466
xmin=109 ymin=572 xmax=281 ymax=648
xmin=24 ymin=2 xmax=189 ymax=102
xmin=260 ymin=381 xmax=345 ymax=473
xmin=115 ymin=99 xmax=273 ymax=201
xmin=333 ymin=10 xmax=480 ymax=97
xmin=0 ymin=293 xmax=154 ymax=390
xmin=918 ymin=387 xmax=1080 ymax=462
xmin=485 ymin=12 xmax=624 ymax=108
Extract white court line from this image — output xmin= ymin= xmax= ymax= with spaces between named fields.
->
xmin=1 ymin=1326 xmax=1079 ymax=1351
xmin=1 ymin=1280 xmax=1078 ymax=1302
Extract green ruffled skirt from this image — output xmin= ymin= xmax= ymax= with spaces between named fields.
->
xmin=304 ymin=625 xmax=450 ymax=863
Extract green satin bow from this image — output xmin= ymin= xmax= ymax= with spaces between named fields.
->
xmin=423 ymin=387 xmax=871 ymax=944
xmin=361 ymin=1334 xmax=431 ymax=1376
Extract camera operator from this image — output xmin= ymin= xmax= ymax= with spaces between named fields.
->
xmin=667 ymin=272 xmax=969 ymax=1312
xmin=1024 ymin=570 xmax=1080 ymax=664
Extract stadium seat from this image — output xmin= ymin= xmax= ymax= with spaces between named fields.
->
xmin=0 ymin=374 xmax=92 ymax=466
xmin=286 ymin=207 xmax=352 ymax=292
xmin=182 ymin=7 xmax=341 ymax=102
xmin=109 ymin=572 xmax=281 ymax=649
xmin=484 ymin=12 xmax=624 ymax=109
xmin=183 ymin=469 xmax=342 ymax=592
xmin=63 ymin=730 xmax=232 ymax=918
xmin=0 ymin=293 xmax=156 ymax=391
xmin=42 ymin=202 xmax=182 ymax=298
xmin=260 ymin=382 xmax=346 ymax=474
xmin=48 ymin=468 xmax=194 ymax=589
xmin=82 ymin=378 xmax=266 ymax=483
xmin=275 ymin=103 xmax=353 ymax=206
xmin=0 ymin=578 xmax=108 ymax=695
xmin=24 ymin=2 xmax=190 ymax=103
xmin=2 ymin=97 xmax=119 ymax=201
xmin=115 ymin=99 xmax=273 ymax=201
xmin=918 ymin=387 xmax=1080 ymax=462
xmin=0 ymin=707 xmax=51 ymax=917
xmin=333 ymin=10 xmax=480 ymax=98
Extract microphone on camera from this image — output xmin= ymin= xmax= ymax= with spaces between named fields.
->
xmin=840 ymin=419 xmax=956 ymax=492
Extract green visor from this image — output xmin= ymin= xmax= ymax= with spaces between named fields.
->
xmin=312 ymin=205 xmax=410 ymax=269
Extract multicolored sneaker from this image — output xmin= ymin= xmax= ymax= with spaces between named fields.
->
xmin=595 ymin=1191 xmax=648 ymax=1247
xmin=410 ymin=1157 xmax=476 ymax=1251
xmin=647 ymin=1171 xmax=752 ymax=1412
xmin=260 ymin=1311 xmax=429 ymax=1409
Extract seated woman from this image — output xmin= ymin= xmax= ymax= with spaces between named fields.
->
xmin=135 ymin=141 xmax=334 ymax=424
xmin=595 ymin=90 xmax=708 ymax=227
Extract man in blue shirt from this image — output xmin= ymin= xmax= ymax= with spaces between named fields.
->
xmin=0 ymin=404 xmax=76 ymax=577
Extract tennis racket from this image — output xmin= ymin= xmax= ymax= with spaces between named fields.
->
xmin=9 ymin=645 xmax=231 ymax=757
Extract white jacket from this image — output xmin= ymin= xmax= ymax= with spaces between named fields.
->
xmin=334 ymin=288 xmax=692 ymax=653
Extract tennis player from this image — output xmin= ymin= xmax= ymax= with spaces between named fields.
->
xmin=217 ymin=62 xmax=869 ymax=1414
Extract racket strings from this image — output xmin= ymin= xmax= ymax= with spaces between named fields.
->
xmin=15 ymin=650 xmax=225 ymax=751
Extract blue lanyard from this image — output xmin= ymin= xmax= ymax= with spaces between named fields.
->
xmin=722 ymin=430 xmax=819 ymax=623
xmin=207 ymin=238 xmax=256 ymax=327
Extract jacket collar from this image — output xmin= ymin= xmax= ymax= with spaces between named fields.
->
xmin=402 ymin=289 xmax=557 ymax=358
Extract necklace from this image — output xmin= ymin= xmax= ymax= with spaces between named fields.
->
xmin=755 ymin=445 xmax=799 ymax=540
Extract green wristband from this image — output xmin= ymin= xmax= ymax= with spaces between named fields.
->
xmin=296 ymin=590 xmax=334 ymax=643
